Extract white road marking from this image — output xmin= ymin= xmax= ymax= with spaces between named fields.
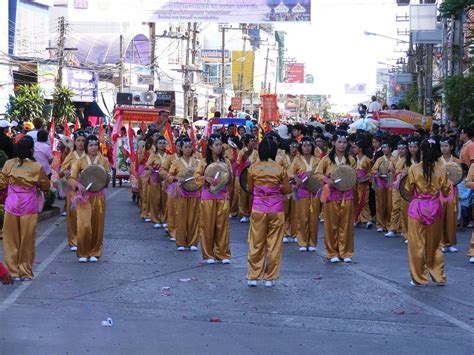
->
xmin=0 ymin=188 xmax=123 ymax=313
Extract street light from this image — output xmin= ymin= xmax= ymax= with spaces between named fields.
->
xmin=364 ymin=31 xmax=409 ymax=44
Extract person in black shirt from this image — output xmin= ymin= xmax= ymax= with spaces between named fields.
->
xmin=0 ymin=124 xmax=15 ymax=158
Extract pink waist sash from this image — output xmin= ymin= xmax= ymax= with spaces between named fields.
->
xmin=408 ymin=192 xmax=443 ymax=225
xmin=138 ymin=164 xmax=146 ymax=177
xmin=5 ymin=185 xmax=41 ymax=216
xmin=326 ymin=186 xmax=353 ymax=202
xmin=71 ymin=190 xmax=105 ymax=209
xmin=375 ymin=175 xmax=389 ymax=189
xmin=202 ymin=186 xmax=227 ymax=200
xmin=178 ymin=185 xmax=200 ymax=198
xmin=150 ymin=170 xmax=160 ymax=184
xmin=252 ymin=185 xmax=284 ymax=213
xmin=296 ymin=171 xmax=314 ymax=199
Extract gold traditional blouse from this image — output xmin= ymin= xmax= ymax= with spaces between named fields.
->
xmin=167 ymin=156 xmax=200 ymax=184
xmin=248 ymin=160 xmax=292 ymax=194
xmin=60 ymin=151 xmax=85 ymax=176
xmin=405 ymin=160 xmax=450 ymax=196
xmin=70 ymin=154 xmax=111 ymax=187
xmin=315 ymin=155 xmax=357 ymax=183
xmin=289 ymin=154 xmax=320 ymax=178
xmin=0 ymin=158 xmax=50 ymax=191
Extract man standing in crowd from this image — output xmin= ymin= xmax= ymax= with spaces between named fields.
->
xmin=0 ymin=120 xmax=14 ymax=158
xmin=368 ymin=96 xmax=382 ymax=113
xmin=26 ymin=118 xmax=44 ymax=142
xmin=459 ymin=126 xmax=474 ymax=168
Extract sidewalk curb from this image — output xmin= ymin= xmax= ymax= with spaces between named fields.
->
xmin=38 ymin=206 xmax=61 ymax=223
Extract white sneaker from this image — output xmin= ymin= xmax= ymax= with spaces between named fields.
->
xmin=206 ymin=259 xmax=216 ymax=264
xmin=366 ymin=222 xmax=374 ymax=229
xmin=240 ymin=217 xmax=249 ymax=223
xmin=410 ymin=281 xmax=427 ymax=287
xmin=353 ymin=222 xmax=358 ymax=227
xmin=469 ymin=256 xmax=474 ymax=264
xmin=447 ymin=246 xmax=458 ymax=253
xmin=154 ymin=223 xmax=162 ymax=229
xmin=89 ymin=256 xmax=98 ymax=262
xmin=404 ymin=239 xmax=408 ymax=244
xmin=169 ymin=237 xmax=176 ymax=242
xmin=330 ymin=257 xmax=340 ymax=263
xmin=143 ymin=218 xmax=151 ymax=222
xmin=61 ymin=212 xmax=67 ymax=216
xmin=69 ymin=246 xmax=78 ymax=252
xmin=343 ymin=258 xmax=352 ymax=263
xmin=299 ymin=247 xmax=307 ymax=252
xmin=319 ymin=218 xmax=324 ymax=222
xmin=264 ymin=280 xmax=275 ymax=287
xmin=247 ymin=280 xmax=258 ymax=287
xmin=467 ymin=223 xmax=473 ymax=228
xmin=78 ymin=257 xmax=88 ymax=263
xmin=376 ymin=228 xmax=384 ymax=232
xmin=190 ymin=246 xmax=198 ymax=251
xmin=293 ymin=237 xmax=298 ymax=243
xmin=308 ymin=246 xmax=316 ymax=252
xmin=283 ymin=237 xmax=290 ymax=243
xmin=13 ymin=277 xmax=21 ymax=281
xmin=21 ymin=277 xmax=32 ymax=282
xmin=385 ymin=231 xmax=397 ymax=238
xmin=162 ymin=223 xmax=168 ymax=228
xmin=177 ymin=247 xmax=185 ymax=251
xmin=222 ymin=259 xmax=231 ymax=264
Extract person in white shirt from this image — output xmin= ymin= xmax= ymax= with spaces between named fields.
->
xmin=26 ymin=118 xmax=44 ymax=142
xmin=368 ymin=96 xmax=382 ymax=113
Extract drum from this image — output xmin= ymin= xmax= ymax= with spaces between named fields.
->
xmin=330 ymin=165 xmax=357 ymax=192
xmin=303 ymin=173 xmax=322 ymax=193
xmin=204 ymin=162 xmax=230 ymax=193
xmin=239 ymin=167 xmax=253 ymax=195
xmin=178 ymin=166 xmax=200 ymax=192
xmin=81 ymin=165 xmax=108 ymax=192
xmin=445 ymin=162 xmax=463 ymax=185
xmin=398 ymin=174 xmax=413 ymax=202
xmin=60 ymin=135 xmax=74 ymax=149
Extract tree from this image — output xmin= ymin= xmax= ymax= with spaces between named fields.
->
xmin=443 ymin=75 xmax=474 ymax=126
xmin=10 ymin=84 xmax=45 ymax=122
xmin=396 ymin=87 xmax=422 ymax=113
xmin=439 ymin=0 xmax=472 ymax=18
xmin=52 ymin=86 xmax=76 ymax=125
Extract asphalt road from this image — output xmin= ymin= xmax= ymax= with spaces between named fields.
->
xmin=1 ymin=187 xmax=473 ymax=355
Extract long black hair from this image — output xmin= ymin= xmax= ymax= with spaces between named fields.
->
xmin=354 ymin=140 xmax=370 ymax=157
xmin=258 ymin=137 xmax=278 ymax=161
xmin=406 ymin=136 xmax=421 ymax=167
xmin=421 ymin=137 xmax=441 ymax=184
xmin=15 ymin=136 xmax=35 ymax=165
xmin=328 ymin=130 xmax=350 ymax=164
xmin=206 ymin=133 xmax=225 ymax=165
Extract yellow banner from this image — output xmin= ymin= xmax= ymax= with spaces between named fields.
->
xmin=231 ymin=51 xmax=254 ymax=94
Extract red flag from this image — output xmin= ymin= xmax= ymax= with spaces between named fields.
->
xmin=63 ymin=117 xmax=71 ymax=137
xmin=189 ymin=123 xmax=196 ymax=150
xmin=163 ymin=122 xmax=176 ymax=154
xmin=128 ymin=125 xmax=138 ymax=169
xmin=74 ymin=116 xmax=80 ymax=130
xmin=98 ymin=117 xmax=104 ymax=143
xmin=49 ymin=119 xmax=55 ymax=153
xmin=140 ymin=122 xmax=147 ymax=137
xmin=372 ymin=111 xmax=379 ymax=121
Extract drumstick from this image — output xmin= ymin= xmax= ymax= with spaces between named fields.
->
xmin=86 ymin=182 xmax=93 ymax=191
xmin=214 ymin=171 xmax=220 ymax=180
xmin=334 ymin=178 xmax=342 ymax=184
xmin=301 ymin=176 xmax=308 ymax=183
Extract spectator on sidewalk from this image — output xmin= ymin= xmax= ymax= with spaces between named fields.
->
xmin=33 ymin=130 xmax=53 ymax=179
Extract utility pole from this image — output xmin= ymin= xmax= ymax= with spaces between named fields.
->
xmin=239 ymin=34 xmax=247 ymax=98
xmin=56 ymin=16 xmax=66 ymax=88
xmin=149 ymin=22 xmax=156 ymax=91
xmin=263 ymin=47 xmax=270 ymax=94
xmin=190 ymin=22 xmax=198 ymax=120
xmin=183 ymin=22 xmax=191 ymax=120
xmin=119 ymin=34 xmax=124 ymax=92
xmin=220 ymin=26 xmax=226 ymax=113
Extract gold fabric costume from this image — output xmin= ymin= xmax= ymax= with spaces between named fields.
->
xmin=278 ymin=154 xmax=298 ymax=237
xmin=289 ymin=155 xmax=321 ymax=247
xmin=405 ymin=160 xmax=450 ymax=285
xmin=224 ymin=144 xmax=239 ymax=217
xmin=70 ymin=154 xmax=111 ymax=259
xmin=237 ymin=148 xmax=258 ymax=217
xmin=60 ymin=151 xmax=85 ymax=247
xmin=371 ymin=155 xmax=394 ymax=230
xmin=441 ymin=156 xmax=460 ymax=246
xmin=315 ymin=155 xmax=357 ymax=259
xmin=195 ymin=158 xmax=233 ymax=260
xmin=465 ymin=165 xmax=474 ymax=257
xmin=146 ymin=151 xmax=167 ymax=224
xmin=167 ymin=156 xmax=200 ymax=247
xmin=355 ymin=155 xmax=372 ymax=224
xmin=161 ymin=153 xmax=178 ymax=237
xmin=0 ymin=158 xmax=50 ymax=279
xmin=246 ymin=160 xmax=291 ymax=280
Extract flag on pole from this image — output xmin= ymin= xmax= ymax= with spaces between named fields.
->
xmin=74 ymin=116 xmax=80 ymax=131
xmin=63 ymin=117 xmax=71 ymax=137
xmin=163 ymin=122 xmax=176 ymax=154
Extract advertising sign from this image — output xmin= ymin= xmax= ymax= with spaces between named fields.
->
xmin=261 ymin=94 xmax=278 ymax=122
xmin=286 ymin=63 xmax=305 ymax=83
xmin=344 ymin=83 xmax=367 ymax=95
xmin=68 ymin=0 xmax=311 ymax=23
xmin=231 ymin=97 xmax=242 ymax=111
xmin=201 ymin=50 xmax=230 ymax=63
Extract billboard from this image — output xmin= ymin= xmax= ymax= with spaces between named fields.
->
xmin=286 ymin=63 xmax=305 ymax=83
xmin=344 ymin=83 xmax=367 ymax=95
xmin=231 ymin=51 xmax=254 ymax=93
xmin=68 ymin=0 xmax=311 ymax=23
xmin=201 ymin=50 xmax=230 ymax=63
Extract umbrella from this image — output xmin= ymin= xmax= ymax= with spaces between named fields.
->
xmin=379 ymin=118 xmax=415 ymax=134
xmin=193 ymin=120 xmax=209 ymax=127
xmin=349 ymin=118 xmax=378 ymax=133
xmin=379 ymin=110 xmax=431 ymax=129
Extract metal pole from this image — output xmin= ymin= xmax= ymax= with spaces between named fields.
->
xmin=425 ymin=44 xmax=433 ymax=115
xmin=239 ymin=36 xmax=246 ymax=98
xmin=56 ymin=16 xmax=65 ymax=88
xmin=220 ymin=27 xmax=226 ymax=113
xmin=191 ymin=22 xmax=198 ymax=120
xmin=149 ymin=22 xmax=156 ymax=91
xmin=119 ymin=34 xmax=124 ymax=92
xmin=183 ymin=22 xmax=191 ymax=120
xmin=263 ymin=47 xmax=269 ymax=94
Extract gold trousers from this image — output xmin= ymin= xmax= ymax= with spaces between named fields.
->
xmin=140 ymin=177 xmax=150 ymax=219
xmin=355 ymin=183 xmax=371 ymax=223
xmin=76 ymin=195 xmax=106 ymax=258
xmin=296 ymin=197 xmax=321 ymax=247
xmin=323 ymin=200 xmax=354 ymax=259
xmin=166 ymin=194 xmax=177 ymax=238
xmin=375 ymin=187 xmax=392 ymax=230
xmin=247 ymin=211 xmax=285 ymax=280
xmin=388 ymin=189 xmax=402 ymax=232
xmin=66 ymin=191 xmax=78 ymax=247
xmin=468 ymin=231 xmax=474 ymax=257
xmin=442 ymin=197 xmax=458 ymax=246
xmin=400 ymin=199 xmax=409 ymax=238
xmin=149 ymin=181 xmax=166 ymax=224
xmin=284 ymin=198 xmax=298 ymax=237
xmin=229 ymin=178 xmax=239 ymax=217
xmin=175 ymin=196 xmax=200 ymax=247
xmin=237 ymin=178 xmax=252 ymax=217
xmin=2 ymin=212 xmax=38 ymax=279
xmin=200 ymin=199 xmax=230 ymax=260
xmin=407 ymin=217 xmax=446 ymax=285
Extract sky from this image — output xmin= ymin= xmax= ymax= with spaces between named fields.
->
xmin=277 ymin=0 xmax=406 ymax=111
